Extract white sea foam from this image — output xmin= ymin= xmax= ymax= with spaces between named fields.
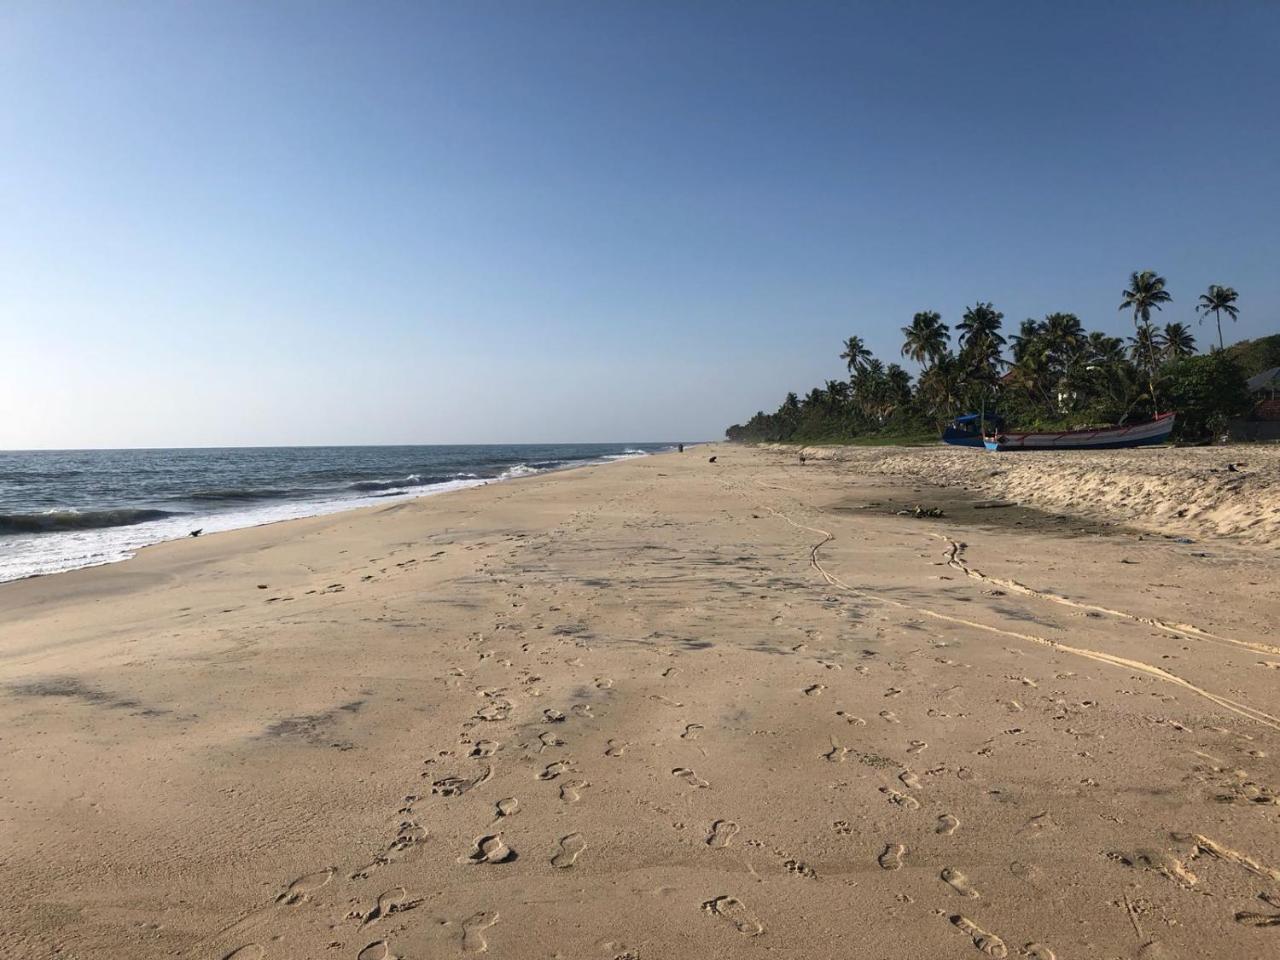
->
xmin=0 ymin=477 xmax=486 ymax=583
xmin=0 ymin=448 xmax=664 ymax=584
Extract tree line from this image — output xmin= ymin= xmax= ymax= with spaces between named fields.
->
xmin=726 ymin=273 xmax=1257 ymax=444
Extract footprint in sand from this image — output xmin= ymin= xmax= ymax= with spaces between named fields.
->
xmin=880 ymin=710 xmax=900 ymax=723
xmin=605 ymin=739 xmax=628 ymax=757
xmin=804 ymin=684 xmax=826 ymax=697
xmin=701 ymin=896 xmax=764 ymax=937
xmin=1024 ymin=944 xmax=1057 ymax=959
xmin=469 ymin=740 xmax=499 ymax=758
xmin=538 ymin=761 xmax=571 ymax=781
xmin=950 ymin=915 xmax=1007 ymax=957
xmin=571 ymin=703 xmax=594 ymax=718
xmin=879 ymin=786 xmax=920 ymax=810
xmin=936 ymin=814 xmax=960 ymax=836
xmin=389 ymin=821 xmax=428 ymax=851
xmin=672 ymin=767 xmax=710 ymax=788
xmin=941 ymin=867 xmax=980 ymax=898
xmin=360 ymin=887 xmax=421 ymax=926
xmin=899 ymin=770 xmax=921 ymax=789
xmin=431 ymin=764 xmax=493 ymax=797
xmin=560 ymin=779 xmax=590 ymax=802
xmin=551 ymin=833 xmax=588 ymax=868
xmin=543 ymin=708 xmax=566 ymax=723
xmin=276 ymin=867 xmax=335 ymax=904
xmin=907 ymin=740 xmax=928 ymax=754
xmin=878 ymin=843 xmax=906 ymax=870
xmin=356 ymin=944 xmax=391 ymax=960
xmin=707 ymin=820 xmax=740 ymax=848
xmin=784 ymin=859 xmax=817 ymax=879
xmin=461 ymin=910 xmax=499 ymax=953
xmin=824 ymin=744 xmax=851 ymax=763
xmin=1235 ymin=911 xmax=1280 ymax=927
xmin=222 ymin=947 xmax=264 ymax=960
xmin=495 ymin=797 xmax=519 ymax=818
xmin=594 ymin=677 xmax=614 ymax=689
xmin=538 ymin=731 xmax=565 ymax=750
xmin=836 ymin=710 xmax=866 ymax=725
xmin=466 ymin=834 xmax=516 ymax=864
xmin=681 ymin=723 xmax=704 ymax=740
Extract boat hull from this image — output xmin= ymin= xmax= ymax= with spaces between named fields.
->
xmin=983 ymin=413 xmax=1175 ymax=451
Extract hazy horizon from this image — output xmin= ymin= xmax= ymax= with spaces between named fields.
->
xmin=4 ymin=2 xmax=1278 ymax=449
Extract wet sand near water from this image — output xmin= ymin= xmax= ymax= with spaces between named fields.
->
xmin=2 ymin=444 xmax=1279 ymax=959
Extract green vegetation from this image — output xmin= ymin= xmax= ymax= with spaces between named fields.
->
xmin=1222 ymin=334 xmax=1280 ymax=378
xmin=726 ymin=270 xmax=1256 ymax=446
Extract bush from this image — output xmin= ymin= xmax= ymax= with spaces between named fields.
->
xmin=1159 ymin=354 xmax=1252 ymax=442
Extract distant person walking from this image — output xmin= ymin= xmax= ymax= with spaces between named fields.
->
xmin=678 ymin=443 xmax=684 ymax=453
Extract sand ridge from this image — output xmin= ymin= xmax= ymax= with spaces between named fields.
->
xmin=1 ymin=444 xmax=1278 ymax=958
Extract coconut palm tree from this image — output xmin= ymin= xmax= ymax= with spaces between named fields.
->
xmin=1009 ymin=319 xmax=1045 ymax=365
xmin=1129 ymin=324 xmax=1162 ymax=368
xmin=1195 ymin=284 xmax=1239 ymax=351
xmin=1042 ymin=312 xmax=1084 ymax=362
xmin=956 ymin=302 xmax=1006 ymax=351
xmin=839 ymin=336 xmax=872 ymax=375
xmin=916 ymin=352 xmax=962 ymax=424
xmin=1159 ymin=322 xmax=1196 ymax=360
xmin=1119 ymin=270 xmax=1172 ymax=403
xmin=956 ymin=302 xmax=1005 ymax=385
xmin=900 ymin=311 xmax=949 ymax=366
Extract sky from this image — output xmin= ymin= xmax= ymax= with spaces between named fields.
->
xmin=3 ymin=1 xmax=1278 ymax=448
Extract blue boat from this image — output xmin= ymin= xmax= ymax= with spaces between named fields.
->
xmin=982 ymin=412 xmax=1175 ymax=451
xmin=942 ymin=412 xmax=1004 ymax=447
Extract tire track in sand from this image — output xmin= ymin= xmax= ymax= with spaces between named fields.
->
xmin=734 ymin=480 xmax=1280 ymax=733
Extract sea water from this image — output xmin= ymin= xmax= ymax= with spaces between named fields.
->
xmin=0 ymin=443 xmax=671 ymax=582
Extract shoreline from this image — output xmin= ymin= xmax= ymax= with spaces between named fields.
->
xmin=0 ymin=447 xmax=667 ymax=588
xmin=3 ymin=443 xmax=1277 ymax=958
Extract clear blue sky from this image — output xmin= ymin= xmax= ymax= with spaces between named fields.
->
xmin=3 ymin=1 xmax=1278 ymax=448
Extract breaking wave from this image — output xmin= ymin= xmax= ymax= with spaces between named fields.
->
xmin=0 ymin=508 xmax=180 ymax=535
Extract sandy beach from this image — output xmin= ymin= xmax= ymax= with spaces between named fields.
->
xmin=3 ymin=444 xmax=1279 ymax=960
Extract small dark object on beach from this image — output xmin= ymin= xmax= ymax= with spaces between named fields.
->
xmin=799 ymin=454 xmax=806 ymax=465
xmin=678 ymin=443 xmax=684 ymax=453
xmin=189 ymin=528 xmax=203 ymax=538
xmin=896 ymin=504 xmax=944 ymax=519
xmin=708 ymin=456 xmax=717 ymax=463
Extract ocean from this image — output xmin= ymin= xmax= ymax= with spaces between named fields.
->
xmin=0 ymin=443 xmax=672 ymax=583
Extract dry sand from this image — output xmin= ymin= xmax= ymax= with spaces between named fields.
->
xmin=792 ymin=443 xmax=1280 ymax=543
xmin=2 ymin=444 xmax=1279 ymax=959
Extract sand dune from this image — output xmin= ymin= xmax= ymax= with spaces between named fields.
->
xmin=2 ymin=445 xmax=1279 ymax=958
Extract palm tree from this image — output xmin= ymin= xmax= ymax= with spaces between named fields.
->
xmin=956 ymin=302 xmax=1006 ymax=351
xmin=916 ymin=351 xmax=961 ymax=424
xmin=885 ymin=363 xmax=913 ymax=405
xmin=957 ymin=302 xmax=1005 ymax=385
xmin=900 ymin=311 xmax=949 ymax=366
xmin=1119 ymin=270 xmax=1172 ymax=403
xmin=1129 ymin=324 xmax=1162 ymax=368
xmin=1042 ymin=312 xmax=1084 ymax=361
xmin=1009 ymin=319 xmax=1045 ymax=365
xmin=1195 ymin=284 xmax=1239 ymax=351
xmin=1159 ymin=322 xmax=1196 ymax=360
xmin=839 ymin=336 xmax=872 ymax=375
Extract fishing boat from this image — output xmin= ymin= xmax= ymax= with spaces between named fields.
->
xmin=942 ymin=412 xmax=1004 ymax=447
xmin=982 ymin=412 xmax=1175 ymax=451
